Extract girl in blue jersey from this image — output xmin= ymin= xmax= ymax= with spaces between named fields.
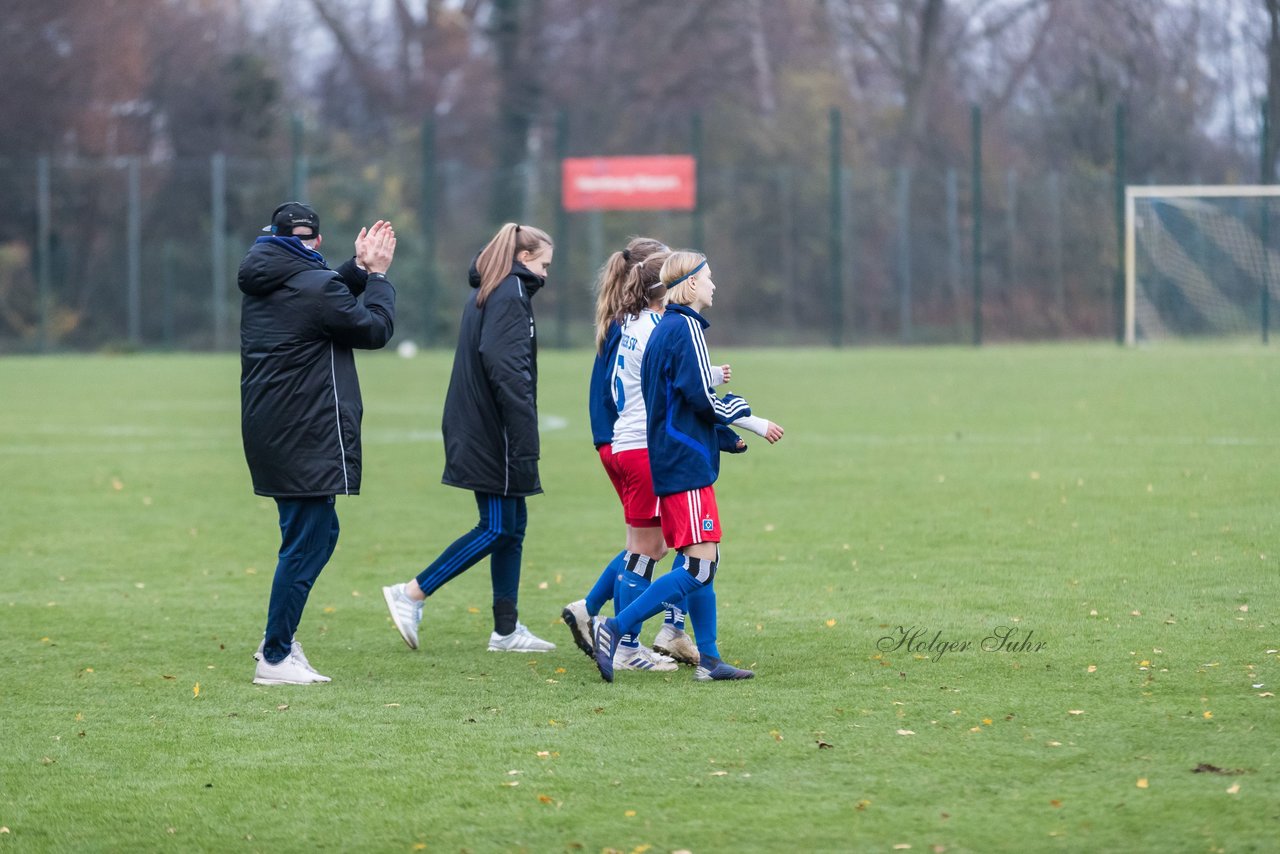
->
xmin=563 ymin=238 xmax=703 ymax=671
xmin=593 ymin=251 xmax=784 ymax=682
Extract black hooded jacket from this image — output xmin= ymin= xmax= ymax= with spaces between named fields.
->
xmin=440 ymin=262 xmax=543 ymax=497
xmin=238 ymin=236 xmax=395 ymax=497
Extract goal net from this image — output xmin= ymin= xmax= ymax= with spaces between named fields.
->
xmin=1124 ymin=185 xmax=1280 ymax=344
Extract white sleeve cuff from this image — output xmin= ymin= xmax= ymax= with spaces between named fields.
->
xmin=734 ymin=415 xmax=770 ymax=437
xmin=709 ymin=365 xmax=725 ymax=386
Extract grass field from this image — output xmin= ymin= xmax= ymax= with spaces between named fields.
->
xmin=1 ymin=344 xmax=1278 ymax=853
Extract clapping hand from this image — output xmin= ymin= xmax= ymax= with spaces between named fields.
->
xmin=356 ymin=221 xmax=396 ymax=274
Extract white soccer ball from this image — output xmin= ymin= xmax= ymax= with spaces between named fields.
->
xmin=396 ymin=340 xmax=419 ymax=359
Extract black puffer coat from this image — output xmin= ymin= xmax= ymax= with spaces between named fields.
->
xmin=238 ymin=236 xmax=395 ymax=497
xmin=440 ymin=262 xmax=543 ymax=497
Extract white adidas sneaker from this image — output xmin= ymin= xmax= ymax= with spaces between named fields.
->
xmin=488 ymin=622 xmax=557 ymax=652
xmin=252 ymin=650 xmax=328 ymax=685
xmin=613 ymin=643 xmax=679 ymax=672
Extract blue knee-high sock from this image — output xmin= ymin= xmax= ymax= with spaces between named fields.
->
xmin=663 ymin=598 xmax=688 ymax=630
xmin=686 ymin=580 xmax=720 ymax=661
xmin=617 ymin=572 xmax=653 ymax=646
xmin=585 ymin=550 xmax=626 ymax=616
xmin=615 ymin=555 xmax=699 ymax=639
xmin=617 ymin=553 xmax=659 ymax=645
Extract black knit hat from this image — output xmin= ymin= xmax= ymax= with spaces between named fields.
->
xmin=263 ymin=202 xmax=320 ymax=237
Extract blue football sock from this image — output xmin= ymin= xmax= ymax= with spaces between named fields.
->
xmin=615 ymin=556 xmax=699 ymax=638
xmin=585 ymin=550 xmax=626 ymax=616
xmin=663 ymin=598 xmax=688 ymax=630
xmin=687 ymin=579 xmax=720 ymax=661
xmin=616 ymin=569 xmax=651 ymax=645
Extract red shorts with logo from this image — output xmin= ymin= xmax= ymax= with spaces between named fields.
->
xmin=659 ymin=485 xmax=721 ymax=550
xmin=598 ymin=445 xmax=660 ymax=528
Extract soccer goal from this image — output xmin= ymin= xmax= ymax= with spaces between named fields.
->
xmin=1124 ymin=184 xmax=1280 ymax=345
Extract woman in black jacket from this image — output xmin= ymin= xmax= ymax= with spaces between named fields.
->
xmin=383 ymin=223 xmax=558 ymax=653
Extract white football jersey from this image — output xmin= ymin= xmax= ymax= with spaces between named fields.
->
xmin=610 ymin=310 xmax=663 ymax=452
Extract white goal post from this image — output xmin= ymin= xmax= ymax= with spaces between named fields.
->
xmin=1124 ymin=184 xmax=1280 ymax=345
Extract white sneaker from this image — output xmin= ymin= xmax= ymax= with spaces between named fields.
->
xmin=253 ymin=651 xmax=327 ymax=685
xmin=383 ymin=583 xmax=423 ymax=649
xmin=613 ymin=643 xmax=679 ymax=672
xmin=488 ymin=622 xmax=557 ymax=652
xmin=561 ymin=599 xmax=596 ymax=659
xmin=653 ymin=624 xmax=700 ymax=666
xmin=253 ymin=639 xmax=331 ymax=682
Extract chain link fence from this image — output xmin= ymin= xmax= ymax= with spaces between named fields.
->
xmin=0 ymin=139 xmax=1119 ymax=352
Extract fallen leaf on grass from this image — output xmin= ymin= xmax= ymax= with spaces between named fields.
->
xmin=501 ymin=781 xmax=519 ymax=787
xmin=538 ymin=794 xmax=555 ymax=804
xmin=277 ymin=704 xmax=288 ymax=711
xmin=1227 ymin=783 xmax=1241 ymax=794
xmin=817 ymin=740 xmax=834 ymax=749
xmin=1203 ymin=711 xmax=1213 ymax=719
xmin=384 ymin=703 xmax=400 ymax=708
xmin=536 ymin=751 xmax=550 ymax=758
xmin=193 ymin=683 xmax=200 ymax=698
xmin=1067 ymin=710 xmax=1085 ymax=716
xmin=825 ymin=619 xmax=836 ymax=628
xmin=1086 ymin=665 xmax=1097 ymax=673
xmin=710 ymin=771 xmax=728 ymax=777
xmin=624 ymin=810 xmax=636 ymax=817
xmin=855 ymin=800 xmax=871 ymax=811
xmin=893 ymin=845 xmax=912 ymax=851
xmin=1050 ymin=799 xmax=1062 ymax=808
xmin=1136 ymin=778 xmax=1149 ymax=789
xmin=896 ymin=729 xmax=916 ymax=736
xmin=770 ymin=730 xmax=783 ymax=742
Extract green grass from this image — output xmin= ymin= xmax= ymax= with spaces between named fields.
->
xmin=1 ymin=344 xmax=1278 ymax=853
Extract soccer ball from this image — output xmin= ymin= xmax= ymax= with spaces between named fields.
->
xmin=396 ymin=340 xmax=418 ymax=359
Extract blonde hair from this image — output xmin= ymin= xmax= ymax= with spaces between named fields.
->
xmin=475 ymin=222 xmax=553 ymax=308
xmin=657 ymin=251 xmax=707 ymax=307
xmin=593 ymin=237 xmax=668 ymax=353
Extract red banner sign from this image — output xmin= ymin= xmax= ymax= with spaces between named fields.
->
xmin=561 ymin=155 xmax=697 ymax=212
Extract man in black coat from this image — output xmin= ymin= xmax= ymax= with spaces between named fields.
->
xmin=240 ymin=202 xmax=396 ymax=685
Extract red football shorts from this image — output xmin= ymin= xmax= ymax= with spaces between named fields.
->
xmin=598 ymin=445 xmax=660 ymax=528
xmin=659 ymin=485 xmax=721 ymax=550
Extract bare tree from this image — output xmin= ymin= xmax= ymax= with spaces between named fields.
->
xmin=823 ymin=0 xmax=1054 ymax=164
xmin=1266 ymin=0 xmax=1280 ymax=178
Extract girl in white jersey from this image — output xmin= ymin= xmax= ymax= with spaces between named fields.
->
xmin=562 ymin=245 xmax=729 ymax=671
